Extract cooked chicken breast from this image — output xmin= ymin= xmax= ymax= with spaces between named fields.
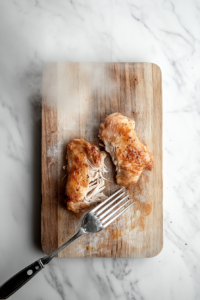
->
xmin=64 ymin=139 xmax=107 ymax=213
xmin=99 ymin=113 xmax=154 ymax=185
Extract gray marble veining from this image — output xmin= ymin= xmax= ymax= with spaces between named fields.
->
xmin=0 ymin=0 xmax=200 ymax=299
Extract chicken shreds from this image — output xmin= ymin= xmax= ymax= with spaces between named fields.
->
xmin=64 ymin=139 xmax=107 ymax=213
xmin=99 ymin=113 xmax=154 ymax=185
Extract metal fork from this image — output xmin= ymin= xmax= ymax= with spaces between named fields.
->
xmin=0 ymin=188 xmax=134 ymax=299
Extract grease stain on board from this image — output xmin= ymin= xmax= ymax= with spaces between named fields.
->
xmin=86 ymin=246 xmax=94 ymax=251
xmin=112 ymin=229 xmax=124 ymax=239
xmin=130 ymin=199 xmax=152 ymax=232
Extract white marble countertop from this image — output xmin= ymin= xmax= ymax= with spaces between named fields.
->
xmin=0 ymin=1 xmax=199 ymax=299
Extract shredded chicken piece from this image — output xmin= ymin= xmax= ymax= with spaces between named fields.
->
xmin=99 ymin=113 xmax=154 ymax=185
xmin=64 ymin=139 xmax=107 ymax=213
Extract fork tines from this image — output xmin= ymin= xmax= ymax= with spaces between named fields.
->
xmin=92 ymin=188 xmax=134 ymax=228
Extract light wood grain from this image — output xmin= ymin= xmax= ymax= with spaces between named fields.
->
xmin=41 ymin=62 xmax=163 ymax=258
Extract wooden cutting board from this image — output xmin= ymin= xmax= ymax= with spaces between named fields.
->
xmin=41 ymin=62 xmax=163 ymax=258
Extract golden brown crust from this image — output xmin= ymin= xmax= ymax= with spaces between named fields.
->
xmin=64 ymin=139 xmax=104 ymax=213
xmin=66 ymin=201 xmax=90 ymax=212
xmin=99 ymin=113 xmax=154 ymax=185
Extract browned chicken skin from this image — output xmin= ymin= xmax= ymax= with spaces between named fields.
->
xmin=99 ymin=113 xmax=154 ymax=185
xmin=64 ymin=139 xmax=107 ymax=213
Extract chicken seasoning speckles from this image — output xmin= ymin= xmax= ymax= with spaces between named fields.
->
xmin=64 ymin=139 xmax=107 ymax=213
xmin=99 ymin=112 xmax=154 ymax=185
